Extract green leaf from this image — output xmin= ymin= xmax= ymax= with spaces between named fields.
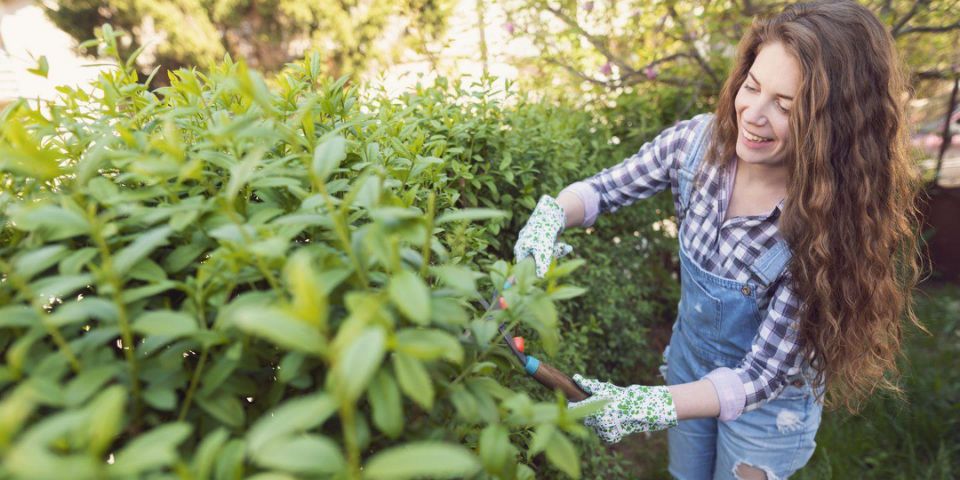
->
xmin=112 ymin=423 xmax=192 ymax=476
xmin=28 ymin=274 xmax=92 ymax=300
xmin=128 ymin=258 xmax=167 ymax=283
xmin=430 ymin=296 xmax=469 ymax=327
xmin=479 ymin=424 xmax=512 ymax=475
xmin=231 ymin=306 xmax=326 ymax=356
xmin=0 ymin=306 xmax=38 ymax=328
xmin=449 ymin=385 xmax=479 ymax=422
xmin=247 ymin=393 xmax=336 ymax=452
xmin=85 ymin=385 xmax=126 ymax=455
xmin=162 ymin=243 xmax=206 ymax=273
xmin=334 ymin=327 xmax=385 ymax=402
xmin=312 ymin=135 xmax=347 ymax=182
xmin=14 ymin=245 xmax=68 ymax=281
xmin=362 ymin=442 xmax=481 ymax=480
xmin=545 ymin=432 xmax=581 ymax=479
xmin=367 ymin=370 xmax=403 ymax=438
xmin=191 ymin=428 xmax=229 ymax=480
xmin=143 ymin=385 xmax=177 ymax=411
xmin=528 ymin=424 xmax=555 ymax=456
xmin=59 ymin=247 xmax=97 ymax=275
xmin=548 ymin=286 xmax=588 ymax=301
xmin=226 ymin=149 xmax=263 ymax=200
xmin=252 ymin=434 xmax=345 ymax=475
xmin=27 ymin=55 xmax=48 ymax=78
xmin=528 ymin=295 xmax=559 ymax=356
xmin=392 ymin=352 xmax=434 ymax=410
xmin=432 ymin=265 xmax=482 ymax=296
xmin=64 ymin=364 xmax=120 ymax=407
xmin=133 ymin=310 xmax=198 ymax=338
xmin=435 ymin=208 xmax=507 ymax=224
xmin=214 ymin=439 xmax=247 ymax=480
xmin=283 ymin=249 xmax=328 ymax=330
xmin=387 ymin=270 xmax=430 ymax=325
xmin=394 ymin=328 xmax=463 ymax=364
xmin=9 ymin=205 xmax=89 ymax=240
xmin=546 ymin=259 xmax=586 ymax=279
xmin=196 ymin=392 xmax=246 ymax=428
xmin=112 ymin=226 xmax=173 ymax=276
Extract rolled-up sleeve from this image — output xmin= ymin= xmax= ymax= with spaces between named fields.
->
xmin=559 ymin=115 xmax=709 ymax=227
xmin=704 ymin=277 xmax=806 ymax=421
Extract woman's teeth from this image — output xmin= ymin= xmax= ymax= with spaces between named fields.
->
xmin=744 ymin=131 xmax=773 ymax=143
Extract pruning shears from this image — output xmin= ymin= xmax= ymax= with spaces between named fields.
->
xmin=479 ymin=276 xmax=590 ymax=402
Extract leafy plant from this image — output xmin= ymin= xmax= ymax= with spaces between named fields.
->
xmin=0 ymin=27 xmax=626 ymax=480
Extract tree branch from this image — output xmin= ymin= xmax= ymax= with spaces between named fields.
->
xmin=543 ymin=55 xmax=698 ymax=89
xmin=897 ymin=21 xmax=960 ymax=35
xmin=913 ymin=69 xmax=960 ymax=81
xmin=541 ymin=2 xmax=637 ymax=77
xmin=890 ymin=0 xmax=930 ymax=37
xmin=542 ymin=56 xmax=611 ymax=88
xmin=665 ymin=3 xmax=721 ymax=86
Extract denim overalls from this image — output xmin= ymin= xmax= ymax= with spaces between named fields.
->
xmin=660 ymin=117 xmax=823 ymax=479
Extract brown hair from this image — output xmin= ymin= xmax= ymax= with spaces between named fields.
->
xmin=707 ymin=0 xmax=925 ymax=412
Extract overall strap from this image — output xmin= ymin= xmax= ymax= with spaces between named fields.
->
xmin=678 ymin=114 xmax=715 ymax=216
xmin=748 ymin=240 xmax=793 ymax=286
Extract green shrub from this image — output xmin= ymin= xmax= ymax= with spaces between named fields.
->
xmin=0 ymin=27 xmax=685 ymax=480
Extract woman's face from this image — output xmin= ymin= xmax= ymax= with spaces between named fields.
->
xmin=734 ymin=41 xmax=800 ymax=167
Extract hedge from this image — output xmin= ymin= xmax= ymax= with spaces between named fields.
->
xmin=0 ymin=26 xmax=684 ymax=479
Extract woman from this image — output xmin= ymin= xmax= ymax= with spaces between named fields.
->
xmin=513 ymin=1 xmax=923 ymax=478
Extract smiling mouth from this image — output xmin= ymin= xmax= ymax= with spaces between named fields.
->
xmin=743 ymin=129 xmax=774 ymax=143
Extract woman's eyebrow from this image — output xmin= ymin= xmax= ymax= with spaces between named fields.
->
xmin=747 ymin=72 xmax=795 ymax=101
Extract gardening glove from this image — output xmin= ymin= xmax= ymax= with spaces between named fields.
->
xmin=513 ymin=195 xmax=573 ymax=278
xmin=568 ymin=374 xmax=678 ymax=444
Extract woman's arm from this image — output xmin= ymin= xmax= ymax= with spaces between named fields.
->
xmin=552 ymin=114 xmax=711 ymax=229
xmin=555 ymin=189 xmax=586 ymax=230
xmin=668 ymin=379 xmax=721 ymax=420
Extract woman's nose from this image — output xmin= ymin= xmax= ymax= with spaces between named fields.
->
xmin=741 ymin=105 xmax=768 ymax=127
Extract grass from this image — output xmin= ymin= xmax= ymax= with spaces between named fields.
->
xmin=796 ymin=282 xmax=960 ymax=479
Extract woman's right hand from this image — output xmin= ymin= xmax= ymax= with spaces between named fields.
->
xmin=513 ymin=195 xmax=573 ymax=277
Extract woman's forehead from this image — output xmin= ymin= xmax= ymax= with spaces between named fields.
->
xmin=749 ymin=42 xmax=801 ymax=99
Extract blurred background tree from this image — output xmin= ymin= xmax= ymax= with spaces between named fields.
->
xmin=43 ymin=0 xmax=457 ymax=84
xmin=501 ymin=0 xmax=959 ymax=105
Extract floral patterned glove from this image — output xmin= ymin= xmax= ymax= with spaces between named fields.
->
xmin=513 ymin=195 xmax=573 ymax=278
xmin=568 ymin=374 xmax=678 ymax=444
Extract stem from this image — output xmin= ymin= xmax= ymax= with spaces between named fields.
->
xmin=340 ymin=402 xmax=362 ymax=479
xmin=178 ymin=271 xmax=210 ymax=421
xmin=314 ymin=178 xmax=368 ymax=287
xmin=222 ymin=205 xmax=281 ymax=291
xmin=448 ymin=301 xmax=521 ymax=389
xmin=420 ymin=191 xmax=436 ymax=278
xmin=88 ymin=211 xmax=142 ymax=423
xmin=0 ymin=259 xmax=81 ymax=373
xmin=179 ymin=348 xmax=209 ymax=421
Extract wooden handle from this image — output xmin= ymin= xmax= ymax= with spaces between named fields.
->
xmin=530 ymin=360 xmax=590 ymax=402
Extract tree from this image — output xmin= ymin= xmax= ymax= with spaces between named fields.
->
xmin=501 ymin=0 xmax=960 ymax=104
xmin=44 ymin=0 xmax=457 ymax=83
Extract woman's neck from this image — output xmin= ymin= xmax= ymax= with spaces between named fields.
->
xmin=734 ymin=157 xmax=788 ymax=196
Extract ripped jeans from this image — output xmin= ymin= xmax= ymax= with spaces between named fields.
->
xmin=660 ymin=329 xmax=822 ymax=480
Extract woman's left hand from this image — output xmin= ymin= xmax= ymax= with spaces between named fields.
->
xmin=569 ymin=374 xmax=678 ymax=444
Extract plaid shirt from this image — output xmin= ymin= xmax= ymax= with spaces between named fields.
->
xmin=562 ymin=114 xmax=808 ymax=421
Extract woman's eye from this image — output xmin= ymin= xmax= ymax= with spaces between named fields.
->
xmin=744 ymin=84 xmax=758 ymax=92
xmin=776 ymin=102 xmax=790 ymax=113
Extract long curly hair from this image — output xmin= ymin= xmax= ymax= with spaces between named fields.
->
xmin=706 ymin=0 xmax=926 ymax=412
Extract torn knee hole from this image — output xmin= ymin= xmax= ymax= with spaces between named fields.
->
xmin=733 ymin=461 xmax=778 ymax=480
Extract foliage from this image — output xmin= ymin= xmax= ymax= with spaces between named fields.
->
xmin=0 ymin=26 xmax=690 ymax=479
xmin=44 ymin=0 xmax=457 ymax=83
xmin=796 ymin=284 xmax=960 ymax=479
xmin=502 ymin=0 xmax=960 ymax=105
